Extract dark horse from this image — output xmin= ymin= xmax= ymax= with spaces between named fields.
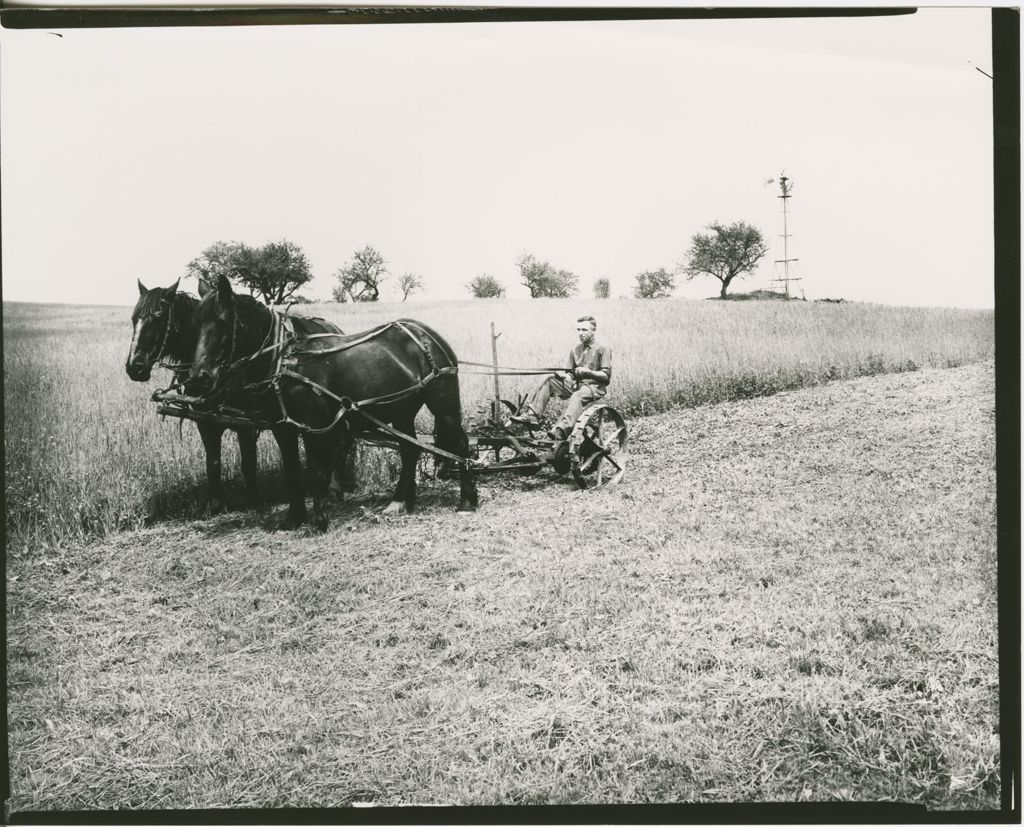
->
xmin=126 ymin=278 xmax=348 ymax=515
xmin=187 ymin=273 xmax=478 ymax=531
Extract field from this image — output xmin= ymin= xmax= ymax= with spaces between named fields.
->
xmin=7 ymin=355 xmax=998 ymax=810
xmin=3 ymin=297 xmax=994 ymax=553
xmin=4 ymin=298 xmax=999 ymax=810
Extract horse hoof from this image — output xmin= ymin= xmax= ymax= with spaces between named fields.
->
xmin=312 ymin=515 xmax=329 ymax=533
xmin=456 ymin=501 xmax=477 ymax=513
xmin=382 ymin=501 xmax=408 ymax=516
xmin=208 ymin=501 xmax=226 ymax=516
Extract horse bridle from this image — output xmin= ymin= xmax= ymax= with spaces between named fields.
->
xmin=206 ymin=297 xmax=279 ymax=395
xmin=223 ymin=299 xmax=241 ymax=375
xmin=129 ymin=293 xmax=178 ymax=371
xmin=154 ymin=293 xmax=178 ymax=368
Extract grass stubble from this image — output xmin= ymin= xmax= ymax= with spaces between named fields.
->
xmin=7 ymin=355 xmax=998 ymax=809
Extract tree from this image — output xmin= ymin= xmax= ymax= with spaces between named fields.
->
xmin=633 ymin=268 xmax=675 ymax=299
xmin=398 ymin=272 xmax=424 ymax=301
xmin=593 ymin=278 xmax=610 ymax=299
xmin=682 ymin=220 xmax=769 ymax=298
xmin=234 ymin=240 xmax=314 ymax=305
xmin=186 ymin=240 xmax=313 ymax=305
xmin=187 ymin=240 xmax=242 ymax=287
xmin=517 ymin=254 xmax=578 ymax=298
xmin=467 ymin=274 xmax=506 ymax=298
xmin=332 ymin=245 xmax=387 ymax=303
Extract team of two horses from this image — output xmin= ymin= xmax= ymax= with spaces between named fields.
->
xmin=126 ymin=275 xmax=478 ymax=531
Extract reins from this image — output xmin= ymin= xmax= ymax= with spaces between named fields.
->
xmin=458 ymin=360 xmax=565 ymax=376
xmin=156 ymin=294 xmax=175 ymax=364
xmin=225 ymin=305 xmax=280 ymax=375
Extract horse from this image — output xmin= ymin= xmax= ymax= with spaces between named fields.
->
xmin=126 ymin=278 xmax=351 ymax=515
xmin=186 ymin=273 xmax=478 ymax=531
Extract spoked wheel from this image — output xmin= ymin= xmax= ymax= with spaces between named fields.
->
xmin=569 ymin=404 xmax=628 ymax=489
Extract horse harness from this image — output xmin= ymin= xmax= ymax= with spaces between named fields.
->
xmin=143 ymin=291 xmax=183 ymax=372
xmin=211 ymin=312 xmax=475 ymax=468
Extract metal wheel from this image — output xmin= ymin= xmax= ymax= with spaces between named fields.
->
xmin=569 ymin=404 xmax=627 ymax=489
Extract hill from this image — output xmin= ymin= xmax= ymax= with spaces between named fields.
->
xmin=7 ymin=360 xmax=998 ymax=809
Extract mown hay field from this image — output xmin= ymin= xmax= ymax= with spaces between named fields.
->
xmin=4 ymin=297 xmax=992 ymax=553
xmin=7 ymin=359 xmax=998 ymax=810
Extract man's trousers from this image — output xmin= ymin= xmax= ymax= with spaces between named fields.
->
xmin=525 ymin=375 xmax=606 ymax=434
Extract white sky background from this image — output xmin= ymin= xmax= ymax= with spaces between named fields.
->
xmin=1 ymin=9 xmax=994 ymax=308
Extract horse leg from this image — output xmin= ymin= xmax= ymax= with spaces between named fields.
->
xmin=273 ymin=425 xmax=307 ymax=529
xmin=435 ymin=411 xmax=479 ymax=513
xmin=303 ymin=433 xmax=335 ymax=533
xmin=382 ymin=414 xmax=420 ymax=516
xmin=236 ymin=426 xmax=261 ymax=510
xmin=197 ymin=421 xmax=227 ymax=514
xmin=329 ymin=428 xmax=356 ymax=501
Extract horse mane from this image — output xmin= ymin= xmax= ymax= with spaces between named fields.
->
xmin=164 ymin=292 xmax=201 ymax=366
xmin=232 ymin=292 xmax=270 ymax=317
xmin=232 ymin=293 xmax=275 ymax=348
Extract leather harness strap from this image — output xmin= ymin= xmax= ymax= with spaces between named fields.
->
xmin=257 ymin=317 xmax=471 ymax=465
xmin=170 ymin=311 xmax=478 ymax=467
xmin=270 ymin=368 xmax=477 ymax=467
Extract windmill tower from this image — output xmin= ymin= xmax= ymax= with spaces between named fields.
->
xmin=767 ymin=173 xmax=805 ymax=299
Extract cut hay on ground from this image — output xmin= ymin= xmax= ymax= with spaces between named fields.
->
xmin=7 ymin=361 xmax=998 ymax=809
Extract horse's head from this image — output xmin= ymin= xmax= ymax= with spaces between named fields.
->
xmin=126 ymin=278 xmax=179 ymax=381
xmin=187 ymin=273 xmax=239 ymax=396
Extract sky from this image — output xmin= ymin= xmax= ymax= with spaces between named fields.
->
xmin=1 ymin=7 xmax=995 ymax=308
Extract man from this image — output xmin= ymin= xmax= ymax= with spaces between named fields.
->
xmin=510 ymin=315 xmax=612 ymax=441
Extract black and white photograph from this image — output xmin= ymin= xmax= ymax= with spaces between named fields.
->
xmin=2 ymin=3 xmax=1014 ymax=817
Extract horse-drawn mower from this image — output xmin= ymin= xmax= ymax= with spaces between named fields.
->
xmin=152 ymin=319 xmax=627 ymax=493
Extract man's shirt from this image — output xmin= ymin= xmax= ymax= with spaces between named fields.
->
xmin=568 ymin=340 xmax=612 ymax=387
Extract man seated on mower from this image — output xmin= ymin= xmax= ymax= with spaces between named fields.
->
xmin=510 ymin=315 xmax=612 ymax=441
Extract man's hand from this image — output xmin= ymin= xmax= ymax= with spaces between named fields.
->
xmin=573 ymin=367 xmax=588 ymax=381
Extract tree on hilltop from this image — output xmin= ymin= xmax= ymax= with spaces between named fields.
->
xmin=233 ymin=241 xmax=314 ymax=305
xmin=467 ymin=274 xmax=506 ymax=298
xmin=187 ymin=239 xmax=313 ymax=305
xmin=633 ymin=268 xmax=675 ymax=299
xmin=398 ymin=272 xmax=424 ymax=301
xmin=187 ymin=240 xmax=241 ymax=286
xmin=593 ymin=278 xmax=610 ymax=299
xmin=332 ymin=245 xmax=387 ymax=303
xmin=517 ymin=254 xmax=578 ymax=298
xmin=681 ymin=220 xmax=768 ymax=299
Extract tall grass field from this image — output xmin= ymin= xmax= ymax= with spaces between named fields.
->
xmin=4 ymin=297 xmax=993 ymax=554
